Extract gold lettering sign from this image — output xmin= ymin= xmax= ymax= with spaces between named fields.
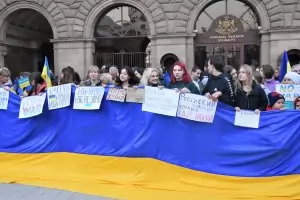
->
xmin=209 ymin=35 xmax=244 ymax=42
xmin=215 ymin=18 xmax=238 ymax=35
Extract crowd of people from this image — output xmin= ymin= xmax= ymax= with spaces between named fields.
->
xmin=0 ymin=55 xmax=300 ymax=111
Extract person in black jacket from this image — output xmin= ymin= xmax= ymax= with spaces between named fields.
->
xmin=202 ymin=55 xmax=235 ymax=106
xmin=234 ymin=64 xmax=268 ymax=113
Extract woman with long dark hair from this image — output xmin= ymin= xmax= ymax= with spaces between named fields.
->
xmin=60 ymin=66 xmax=79 ymax=85
xmin=115 ymin=66 xmax=140 ymax=89
xmin=28 ymin=72 xmax=46 ymax=96
xmin=167 ymin=62 xmax=199 ymax=94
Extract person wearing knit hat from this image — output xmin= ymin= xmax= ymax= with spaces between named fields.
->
xmin=267 ymin=92 xmax=285 ymax=111
xmin=282 ymin=72 xmax=300 ymax=85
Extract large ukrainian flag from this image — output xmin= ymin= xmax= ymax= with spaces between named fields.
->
xmin=0 ymin=89 xmax=299 ymax=200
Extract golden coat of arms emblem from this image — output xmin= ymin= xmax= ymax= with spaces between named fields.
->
xmin=215 ymin=18 xmax=238 ymax=35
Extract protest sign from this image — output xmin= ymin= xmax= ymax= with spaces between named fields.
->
xmin=234 ymin=110 xmax=260 ymax=129
xmin=73 ymin=87 xmax=105 ymax=110
xmin=47 ymin=84 xmax=72 ymax=110
xmin=276 ymin=84 xmax=300 ymax=109
xmin=18 ymin=77 xmax=30 ymax=89
xmin=177 ymin=93 xmax=217 ymax=123
xmin=106 ymin=88 xmax=126 ymax=102
xmin=0 ymin=88 xmax=9 ymax=110
xmin=19 ymin=94 xmax=46 ymax=118
xmin=126 ymin=88 xmax=145 ymax=103
xmin=142 ymin=86 xmax=179 ymax=117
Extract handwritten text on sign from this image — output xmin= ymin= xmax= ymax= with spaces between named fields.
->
xmin=234 ymin=110 xmax=260 ymax=129
xmin=126 ymin=88 xmax=145 ymax=103
xmin=47 ymin=84 xmax=72 ymax=110
xmin=0 ymin=88 xmax=9 ymax=110
xmin=19 ymin=94 xmax=46 ymax=118
xmin=73 ymin=87 xmax=105 ymax=110
xmin=177 ymin=93 xmax=217 ymax=123
xmin=106 ymin=88 xmax=126 ymax=102
xmin=276 ymin=84 xmax=300 ymax=101
xmin=142 ymin=86 xmax=179 ymax=117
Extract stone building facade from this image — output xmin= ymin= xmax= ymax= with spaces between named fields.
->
xmin=0 ymin=0 xmax=300 ymax=77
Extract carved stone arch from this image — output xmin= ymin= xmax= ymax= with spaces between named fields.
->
xmin=79 ymin=0 xmax=158 ymax=39
xmin=0 ymin=1 xmax=68 ymax=40
xmin=187 ymin=0 xmax=272 ymax=34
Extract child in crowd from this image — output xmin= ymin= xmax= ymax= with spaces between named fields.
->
xmin=266 ymin=92 xmax=285 ymax=111
xmin=295 ymin=97 xmax=300 ymax=110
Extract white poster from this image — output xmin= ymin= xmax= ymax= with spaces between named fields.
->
xmin=142 ymin=86 xmax=180 ymax=117
xmin=234 ymin=110 xmax=260 ymax=129
xmin=276 ymin=84 xmax=300 ymax=101
xmin=0 ymin=88 xmax=9 ymax=110
xmin=177 ymin=93 xmax=217 ymax=123
xmin=19 ymin=94 xmax=46 ymax=119
xmin=73 ymin=87 xmax=105 ymax=110
xmin=47 ymin=84 xmax=72 ymax=110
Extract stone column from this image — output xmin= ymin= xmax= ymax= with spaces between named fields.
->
xmin=150 ymin=34 xmax=196 ymax=71
xmin=52 ymin=39 xmax=95 ymax=77
xmin=0 ymin=42 xmax=7 ymax=67
xmin=260 ymin=32 xmax=270 ymax=65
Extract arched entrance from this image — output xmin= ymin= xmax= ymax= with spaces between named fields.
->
xmin=160 ymin=53 xmax=179 ymax=73
xmin=3 ymin=9 xmax=54 ymax=78
xmin=94 ymin=5 xmax=150 ymax=68
xmin=194 ymin=0 xmax=260 ymax=69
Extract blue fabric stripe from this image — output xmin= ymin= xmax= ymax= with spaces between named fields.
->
xmin=0 ymin=86 xmax=300 ymax=177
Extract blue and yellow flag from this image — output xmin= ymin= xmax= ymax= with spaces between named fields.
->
xmin=41 ymin=56 xmax=52 ymax=88
xmin=279 ymin=50 xmax=292 ymax=82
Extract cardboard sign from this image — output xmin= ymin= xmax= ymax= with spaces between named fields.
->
xmin=106 ymin=88 xmax=126 ymax=102
xmin=177 ymin=93 xmax=217 ymax=123
xmin=142 ymin=86 xmax=179 ymax=117
xmin=19 ymin=94 xmax=46 ymax=118
xmin=0 ymin=88 xmax=9 ymax=110
xmin=73 ymin=87 xmax=105 ymax=110
xmin=47 ymin=84 xmax=72 ymax=110
xmin=126 ymin=88 xmax=145 ymax=103
xmin=234 ymin=110 xmax=260 ymax=129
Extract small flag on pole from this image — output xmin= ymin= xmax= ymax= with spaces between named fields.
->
xmin=41 ymin=56 xmax=52 ymax=88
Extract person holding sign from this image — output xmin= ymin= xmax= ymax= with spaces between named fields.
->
xmin=202 ymin=56 xmax=235 ymax=106
xmin=80 ymin=65 xmax=101 ymax=86
xmin=167 ymin=62 xmax=200 ymax=94
xmin=27 ymin=72 xmax=47 ymax=96
xmin=234 ymin=65 xmax=268 ymax=113
xmin=60 ymin=66 xmax=80 ymax=85
xmin=0 ymin=67 xmax=16 ymax=94
xmin=140 ymin=68 xmax=161 ymax=87
xmin=115 ymin=67 xmax=140 ymax=89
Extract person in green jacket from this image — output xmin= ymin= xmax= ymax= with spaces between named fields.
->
xmin=166 ymin=62 xmax=200 ymax=94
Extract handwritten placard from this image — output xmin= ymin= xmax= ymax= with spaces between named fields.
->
xmin=18 ymin=77 xmax=30 ymax=89
xmin=126 ymin=88 xmax=145 ymax=103
xmin=19 ymin=94 xmax=46 ymax=118
xmin=276 ymin=84 xmax=300 ymax=101
xmin=47 ymin=84 xmax=72 ymax=110
xmin=0 ymin=88 xmax=9 ymax=110
xmin=234 ymin=110 xmax=260 ymax=129
xmin=73 ymin=87 xmax=105 ymax=110
xmin=142 ymin=86 xmax=179 ymax=117
xmin=177 ymin=93 xmax=217 ymax=123
xmin=106 ymin=88 xmax=126 ymax=102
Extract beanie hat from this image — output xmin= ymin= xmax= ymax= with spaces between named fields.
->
xmin=284 ymin=72 xmax=300 ymax=84
xmin=268 ymin=92 xmax=285 ymax=108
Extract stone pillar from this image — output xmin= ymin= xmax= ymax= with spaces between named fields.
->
xmin=0 ymin=42 xmax=7 ymax=67
xmin=52 ymin=39 xmax=95 ymax=77
xmin=150 ymin=34 xmax=195 ymax=71
xmin=260 ymin=32 xmax=270 ymax=65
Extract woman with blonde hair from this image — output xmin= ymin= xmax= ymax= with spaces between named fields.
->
xmin=235 ymin=64 xmax=268 ymax=113
xmin=80 ymin=65 xmax=101 ymax=86
xmin=140 ymin=67 xmax=161 ymax=87
xmin=100 ymin=73 xmax=113 ymax=87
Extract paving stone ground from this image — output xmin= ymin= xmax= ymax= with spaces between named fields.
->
xmin=0 ymin=184 xmax=117 ymax=200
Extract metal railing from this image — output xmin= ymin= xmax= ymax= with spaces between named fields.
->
xmin=95 ymin=52 xmax=150 ymax=68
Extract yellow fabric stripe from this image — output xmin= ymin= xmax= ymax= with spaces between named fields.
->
xmin=0 ymin=153 xmax=299 ymax=200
